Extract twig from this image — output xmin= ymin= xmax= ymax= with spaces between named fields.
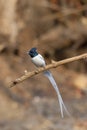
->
xmin=9 ymin=53 xmax=87 ymax=88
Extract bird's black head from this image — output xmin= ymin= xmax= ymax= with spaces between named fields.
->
xmin=28 ymin=47 xmax=38 ymax=58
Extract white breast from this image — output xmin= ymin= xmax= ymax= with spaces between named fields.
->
xmin=31 ymin=54 xmax=46 ymax=67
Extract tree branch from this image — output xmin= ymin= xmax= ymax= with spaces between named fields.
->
xmin=9 ymin=53 xmax=87 ymax=88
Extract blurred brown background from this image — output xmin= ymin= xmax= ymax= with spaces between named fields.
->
xmin=0 ymin=0 xmax=87 ymax=130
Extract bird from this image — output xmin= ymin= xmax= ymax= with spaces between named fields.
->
xmin=28 ymin=47 xmax=70 ymax=118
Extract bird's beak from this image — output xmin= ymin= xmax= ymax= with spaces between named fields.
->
xmin=27 ymin=51 xmax=29 ymax=55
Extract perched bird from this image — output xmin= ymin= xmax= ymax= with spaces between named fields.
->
xmin=28 ymin=47 xmax=70 ymax=118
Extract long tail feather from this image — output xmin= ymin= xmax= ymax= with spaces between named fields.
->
xmin=44 ymin=70 xmax=70 ymax=117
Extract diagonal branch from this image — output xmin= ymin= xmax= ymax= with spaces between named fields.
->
xmin=9 ymin=53 xmax=87 ymax=88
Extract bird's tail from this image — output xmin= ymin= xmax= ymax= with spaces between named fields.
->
xmin=43 ymin=70 xmax=70 ymax=118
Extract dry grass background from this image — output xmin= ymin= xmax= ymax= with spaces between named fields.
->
xmin=0 ymin=0 xmax=87 ymax=129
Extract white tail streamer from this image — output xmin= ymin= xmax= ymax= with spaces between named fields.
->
xmin=44 ymin=70 xmax=70 ymax=118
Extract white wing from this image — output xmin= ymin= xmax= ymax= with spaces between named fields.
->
xmin=38 ymin=54 xmax=45 ymax=62
xmin=31 ymin=54 xmax=46 ymax=67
